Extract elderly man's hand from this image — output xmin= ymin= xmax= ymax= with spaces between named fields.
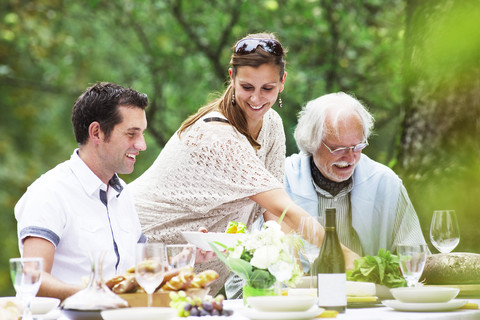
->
xmin=344 ymin=248 xmax=361 ymax=271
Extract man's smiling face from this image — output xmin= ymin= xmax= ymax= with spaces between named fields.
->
xmin=312 ymin=111 xmax=364 ymax=182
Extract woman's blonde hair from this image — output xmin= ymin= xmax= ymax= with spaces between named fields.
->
xmin=177 ymin=32 xmax=286 ymax=149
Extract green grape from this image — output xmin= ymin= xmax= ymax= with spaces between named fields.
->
xmin=169 ymin=292 xmax=232 ymax=317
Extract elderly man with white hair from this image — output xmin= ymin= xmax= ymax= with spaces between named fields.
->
xmin=285 ymin=92 xmax=426 ymax=257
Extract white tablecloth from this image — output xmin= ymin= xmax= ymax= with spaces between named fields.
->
xmin=216 ymin=299 xmax=480 ymax=320
xmin=48 ymin=298 xmax=480 ymax=319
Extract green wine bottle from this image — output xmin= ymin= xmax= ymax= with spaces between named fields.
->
xmin=312 ymin=208 xmax=346 ymax=313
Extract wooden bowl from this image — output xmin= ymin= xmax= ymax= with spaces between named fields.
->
xmin=118 ymin=288 xmax=209 ymax=307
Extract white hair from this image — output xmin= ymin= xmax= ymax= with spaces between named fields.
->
xmin=294 ymin=92 xmax=374 ymax=155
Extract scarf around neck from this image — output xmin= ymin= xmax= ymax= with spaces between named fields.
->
xmin=310 ymin=156 xmax=352 ymax=197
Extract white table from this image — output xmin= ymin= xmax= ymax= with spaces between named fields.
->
xmin=48 ymin=299 xmax=480 ymax=319
xmin=213 ymin=299 xmax=480 ymax=320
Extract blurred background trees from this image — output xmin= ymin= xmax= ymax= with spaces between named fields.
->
xmin=1 ymin=0 xmax=479 ymax=295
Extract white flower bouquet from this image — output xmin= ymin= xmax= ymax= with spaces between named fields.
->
xmin=211 ymin=218 xmax=303 ymax=290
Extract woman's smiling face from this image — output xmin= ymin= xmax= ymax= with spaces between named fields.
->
xmin=230 ymin=63 xmax=286 ymax=131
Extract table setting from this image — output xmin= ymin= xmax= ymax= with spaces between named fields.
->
xmin=2 ymin=210 xmax=480 ymax=320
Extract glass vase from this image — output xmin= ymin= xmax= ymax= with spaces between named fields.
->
xmin=242 ymin=280 xmax=279 ymax=306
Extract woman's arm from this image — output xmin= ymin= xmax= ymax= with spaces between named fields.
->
xmin=251 ymin=188 xmax=360 ymax=270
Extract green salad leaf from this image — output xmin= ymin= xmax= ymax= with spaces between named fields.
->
xmin=346 ymin=249 xmax=407 ymax=288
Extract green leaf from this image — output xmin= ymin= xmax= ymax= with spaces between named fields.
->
xmin=225 ymin=258 xmax=253 ymax=281
xmin=277 ymin=206 xmax=290 ymax=224
xmin=209 ymin=241 xmax=253 ymax=281
xmin=209 ymin=241 xmax=229 ymax=266
xmin=249 ymin=269 xmax=275 ymax=288
xmin=346 ymin=249 xmax=406 ymax=288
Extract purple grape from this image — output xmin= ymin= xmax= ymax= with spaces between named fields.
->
xmin=199 ymin=309 xmax=210 ymax=316
xmin=190 ymin=307 xmax=199 ymax=316
xmin=202 ymin=301 xmax=213 ymax=312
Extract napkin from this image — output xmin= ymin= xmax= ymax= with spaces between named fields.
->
xmin=460 ymin=302 xmax=479 ymax=309
xmin=317 ymin=310 xmax=339 ymax=318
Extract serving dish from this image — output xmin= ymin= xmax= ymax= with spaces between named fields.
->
xmin=247 ymin=296 xmax=316 ymax=312
xmin=181 ymin=231 xmax=244 ymax=251
xmin=119 ymin=288 xmax=209 ymax=307
xmin=390 ymin=286 xmax=459 ymax=303
xmin=101 ymin=307 xmax=175 ymax=320
xmin=382 ymin=299 xmax=467 ymax=312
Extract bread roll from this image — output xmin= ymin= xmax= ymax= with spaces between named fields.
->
xmin=186 ymin=269 xmax=219 ymax=289
xmin=421 ymin=252 xmax=480 ymax=284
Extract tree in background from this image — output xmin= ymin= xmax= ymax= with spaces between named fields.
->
xmin=399 ymin=0 xmax=480 ymax=252
xmin=3 ymin=0 xmax=457 ymax=295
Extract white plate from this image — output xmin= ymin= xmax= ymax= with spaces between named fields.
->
xmin=37 ymin=309 xmax=62 ymax=320
xmin=101 ymin=307 xmax=175 ymax=320
xmin=0 ymin=297 xmax=60 ymax=315
xmin=247 ymin=296 xmax=316 ymax=312
xmin=376 ymin=284 xmax=394 ymax=300
xmin=390 ymin=286 xmax=459 ymax=303
xmin=181 ymin=231 xmax=244 ymax=251
xmin=237 ymin=305 xmax=324 ymax=320
xmin=61 ymin=309 xmax=103 ymax=320
xmin=382 ymin=299 xmax=467 ymax=312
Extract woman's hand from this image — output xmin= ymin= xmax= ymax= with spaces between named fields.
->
xmin=195 ymin=248 xmax=216 ymax=264
xmin=194 ymin=227 xmax=216 ymax=264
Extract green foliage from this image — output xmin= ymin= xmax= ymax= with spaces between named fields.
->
xmin=347 ymin=249 xmax=407 ymax=288
xmin=210 ymin=241 xmax=276 ymax=288
xmin=1 ymin=0 xmax=475 ymax=296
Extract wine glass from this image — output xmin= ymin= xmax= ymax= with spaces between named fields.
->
xmin=165 ymin=244 xmax=196 ymax=270
xmin=9 ymin=257 xmax=43 ymax=320
xmin=430 ymin=210 xmax=460 ymax=253
xmin=135 ymin=242 xmax=166 ymax=307
xmin=298 ymin=216 xmax=322 ymax=288
xmin=397 ymin=244 xmax=428 ymax=287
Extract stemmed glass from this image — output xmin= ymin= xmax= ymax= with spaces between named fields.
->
xmin=9 ymin=257 xmax=43 ymax=320
xmin=397 ymin=244 xmax=428 ymax=287
xmin=135 ymin=242 xmax=166 ymax=307
xmin=298 ymin=216 xmax=322 ymax=288
xmin=430 ymin=210 xmax=460 ymax=253
xmin=165 ymin=244 xmax=196 ymax=270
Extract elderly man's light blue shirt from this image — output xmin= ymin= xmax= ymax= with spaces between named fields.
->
xmin=285 ymin=153 xmax=426 ymax=256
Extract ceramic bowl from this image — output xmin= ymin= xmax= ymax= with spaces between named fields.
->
xmin=31 ymin=297 xmax=61 ymax=314
xmin=0 ymin=297 xmax=60 ymax=315
xmin=390 ymin=286 xmax=459 ymax=303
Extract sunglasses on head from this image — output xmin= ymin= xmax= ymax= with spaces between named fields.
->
xmin=234 ymin=38 xmax=284 ymax=56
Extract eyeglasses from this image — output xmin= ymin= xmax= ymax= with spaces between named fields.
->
xmin=322 ymin=141 xmax=369 ymax=156
xmin=234 ymin=38 xmax=284 ymax=56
